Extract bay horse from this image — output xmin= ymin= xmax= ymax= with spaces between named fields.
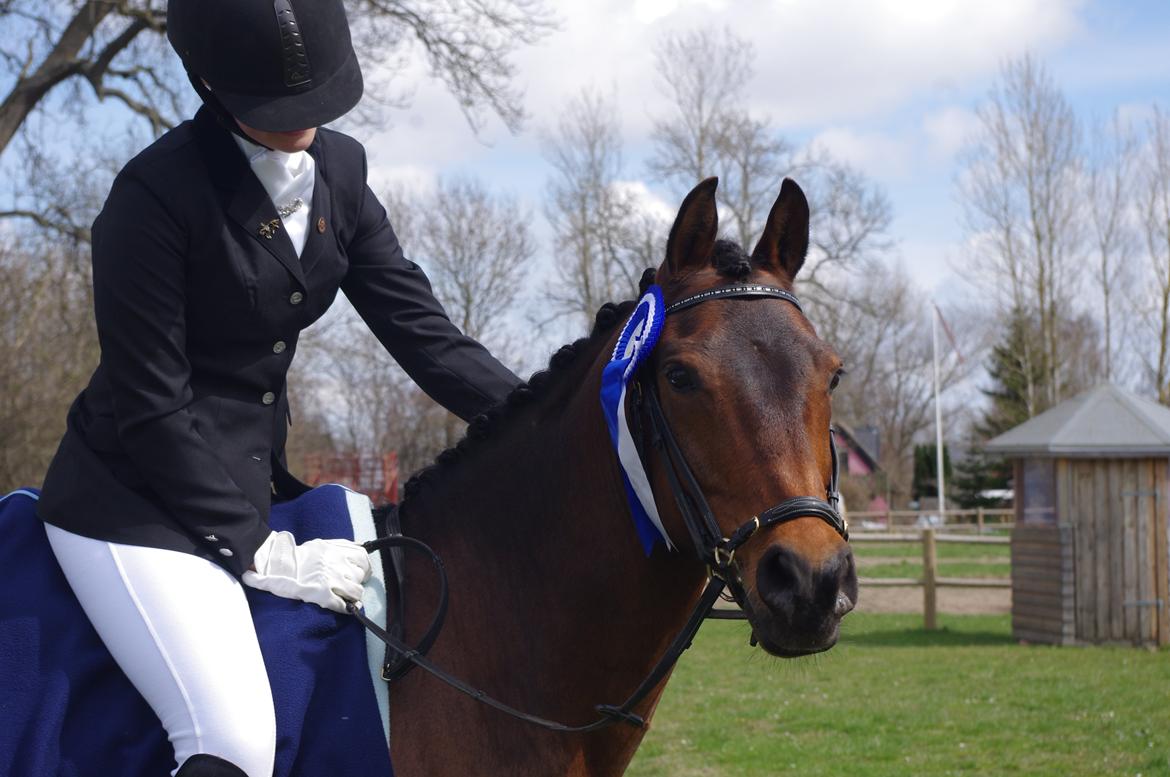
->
xmin=384 ymin=177 xmax=857 ymax=776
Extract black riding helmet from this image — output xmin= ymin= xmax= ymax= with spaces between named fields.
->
xmin=167 ymin=0 xmax=363 ymax=132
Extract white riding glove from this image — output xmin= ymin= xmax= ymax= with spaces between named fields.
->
xmin=242 ymin=531 xmax=372 ymax=614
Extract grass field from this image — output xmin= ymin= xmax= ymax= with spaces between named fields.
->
xmin=626 ymin=613 xmax=1170 ymax=777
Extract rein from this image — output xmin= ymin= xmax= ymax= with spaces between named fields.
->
xmin=349 ymin=282 xmax=848 ymax=733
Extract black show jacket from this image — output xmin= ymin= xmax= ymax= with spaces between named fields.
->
xmin=38 ymin=107 xmax=520 ymax=576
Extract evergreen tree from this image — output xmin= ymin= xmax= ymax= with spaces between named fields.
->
xmin=952 ymin=452 xmax=1011 ymax=508
xmin=976 ymin=308 xmax=1049 ymax=439
xmin=911 ymin=443 xmax=952 ymax=502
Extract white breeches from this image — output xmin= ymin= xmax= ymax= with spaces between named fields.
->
xmin=45 ymin=524 xmax=276 ymax=777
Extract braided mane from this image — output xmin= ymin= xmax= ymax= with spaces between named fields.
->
xmin=399 ymin=281 xmax=646 ymax=504
xmin=400 ymin=245 xmax=752 ymax=505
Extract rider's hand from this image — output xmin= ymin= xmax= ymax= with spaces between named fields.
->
xmin=242 ymin=531 xmax=372 ymax=614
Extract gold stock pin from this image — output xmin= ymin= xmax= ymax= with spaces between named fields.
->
xmin=259 ymin=218 xmax=281 ymax=239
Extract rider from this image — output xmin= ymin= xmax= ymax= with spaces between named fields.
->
xmin=36 ymin=1 xmax=520 ymax=775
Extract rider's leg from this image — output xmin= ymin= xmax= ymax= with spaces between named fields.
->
xmin=44 ymin=524 xmax=277 ymax=777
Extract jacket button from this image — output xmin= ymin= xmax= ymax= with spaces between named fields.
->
xmin=273 ymin=340 xmax=287 ymax=354
xmin=261 ymin=391 xmax=276 ymax=405
xmin=317 ymin=216 xmax=326 ymax=233
xmin=219 ymin=548 xmax=234 ymax=557
xmin=289 ymin=291 xmax=304 ymax=305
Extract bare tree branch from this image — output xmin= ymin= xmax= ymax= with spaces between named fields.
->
xmin=351 ymin=0 xmax=556 ymax=134
xmin=958 ymin=54 xmax=1083 ymax=411
xmin=648 ymin=26 xmax=892 ymax=274
xmin=0 ymin=0 xmax=553 ymax=243
xmin=1086 ymin=111 xmax=1137 ymax=383
xmin=1138 ymin=105 xmax=1170 ymax=401
xmin=542 ymin=88 xmax=659 ymax=329
xmin=0 ymin=0 xmax=117 ymax=153
xmin=0 ymin=208 xmax=90 ymax=242
xmin=648 ymin=27 xmax=752 ymax=187
xmin=384 ymin=175 xmax=535 ymax=355
xmin=813 ymin=268 xmax=982 ymax=502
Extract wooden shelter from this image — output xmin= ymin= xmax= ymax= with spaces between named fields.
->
xmin=986 ymin=383 xmax=1170 ymax=646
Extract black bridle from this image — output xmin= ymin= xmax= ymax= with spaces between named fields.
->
xmin=635 ymin=283 xmax=848 ymax=609
xmin=348 ymin=282 xmax=848 ymax=733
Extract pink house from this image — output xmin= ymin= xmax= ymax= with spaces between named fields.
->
xmin=834 ymin=424 xmax=888 ymax=514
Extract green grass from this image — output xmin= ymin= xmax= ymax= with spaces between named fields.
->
xmin=861 ymin=561 xmax=1012 ymax=579
xmin=851 ymin=542 xmax=1011 ymax=560
xmin=627 ymin=613 xmax=1170 ymax=777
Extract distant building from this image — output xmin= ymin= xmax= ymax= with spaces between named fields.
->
xmin=301 ymin=452 xmax=400 ymax=504
xmin=986 ymin=383 xmax=1169 ymax=647
xmin=835 ymin=423 xmax=888 ymax=514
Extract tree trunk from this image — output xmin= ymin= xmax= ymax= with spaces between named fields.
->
xmin=0 ymin=1 xmax=114 ymax=156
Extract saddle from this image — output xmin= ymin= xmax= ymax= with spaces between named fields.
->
xmin=0 ymin=486 xmax=395 ymax=777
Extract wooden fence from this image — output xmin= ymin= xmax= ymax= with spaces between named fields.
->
xmin=848 ymin=507 xmax=1014 ymax=534
xmin=851 ymin=528 xmax=1011 ymax=629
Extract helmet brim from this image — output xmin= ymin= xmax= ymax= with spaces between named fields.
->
xmin=213 ymin=48 xmax=364 ymax=132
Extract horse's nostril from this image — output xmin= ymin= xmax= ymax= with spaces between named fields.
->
xmin=834 ymin=546 xmax=859 ymax=604
xmin=755 ymin=546 xmax=808 ymax=619
xmin=833 ymin=592 xmax=854 ymax=618
xmin=756 ymin=544 xmax=856 ymax=622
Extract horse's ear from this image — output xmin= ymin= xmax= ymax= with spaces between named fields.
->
xmin=752 ymin=178 xmax=810 ymax=280
xmin=661 ymin=177 xmax=719 ymax=279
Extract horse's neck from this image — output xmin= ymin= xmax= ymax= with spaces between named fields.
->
xmin=393 ymin=348 xmax=706 ymax=776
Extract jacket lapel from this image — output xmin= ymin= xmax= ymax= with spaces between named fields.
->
xmin=225 ymin=180 xmax=306 ymax=287
xmin=195 ymin=107 xmax=306 ymax=288
xmin=298 ymin=157 xmax=332 ymax=279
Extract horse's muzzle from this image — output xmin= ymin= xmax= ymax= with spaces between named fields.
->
xmin=750 ymin=543 xmax=858 ymax=656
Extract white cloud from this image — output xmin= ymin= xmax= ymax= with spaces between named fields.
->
xmin=340 ymin=0 xmax=1090 ymax=313
xmin=809 ymin=126 xmax=913 ymax=178
xmin=350 ymin=0 xmax=1084 ymax=175
xmin=631 ymin=0 xmax=727 ymax=26
xmin=900 ymin=235 xmax=969 ymax=298
xmin=367 ymin=163 xmax=438 ymax=196
xmin=744 ymin=0 xmax=1085 ymax=128
xmin=1114 ymin=100 xmax=1156 ymax=132
xmin=613 ymin=179 xmax=676 ymax=222
xmin=922 ymin=106 xmax=982 ymax=161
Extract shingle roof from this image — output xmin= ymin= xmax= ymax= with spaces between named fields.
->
xmin=985 ymin=383 xmax=1170 ymax=457
xmin=835 ymin=422 xmax=880 ymax=471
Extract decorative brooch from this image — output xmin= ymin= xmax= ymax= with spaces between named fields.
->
xmin=258 ymin=218 xmax=281 ymax=239
xmin=277 ymin=197 xmax=304 ymax=218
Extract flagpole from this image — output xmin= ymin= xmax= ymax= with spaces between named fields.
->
xmin=932 ymin=304 xmax=946 ymax=521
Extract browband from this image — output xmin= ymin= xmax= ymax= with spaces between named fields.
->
xmin=665 ymin=284 xmax=803 ymax=315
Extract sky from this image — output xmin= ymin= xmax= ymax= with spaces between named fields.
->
xmin=339 ymin=0 xmax=1170 ymax=332
xmin=6 ymin=0 xmax=1169 ymax=392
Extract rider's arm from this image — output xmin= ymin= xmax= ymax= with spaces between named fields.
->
xmin=339 ymin=148 xmax=521 ymax=421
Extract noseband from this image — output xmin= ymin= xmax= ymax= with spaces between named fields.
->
xmin=631 ymin=283 xmax=848 ymax=608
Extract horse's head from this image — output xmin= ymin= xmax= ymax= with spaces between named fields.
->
xmin=647 ymin=177 xmax=856 ymax=657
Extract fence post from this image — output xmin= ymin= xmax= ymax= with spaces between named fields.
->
xmin=923 ymin=528 xmax=938 ymax=630
xmin=977 ymin=506 xmax=985 ymax=535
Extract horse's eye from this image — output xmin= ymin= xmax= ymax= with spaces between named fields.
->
xmin=829 ymin=369 xmax=846 ymax=393
xmin=665 ymin=365 xmax=697 ymax=392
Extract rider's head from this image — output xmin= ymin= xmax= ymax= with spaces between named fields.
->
xmin=167 ymin=0 xmax=363 ymax=150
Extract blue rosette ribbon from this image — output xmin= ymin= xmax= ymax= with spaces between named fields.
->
xmin=599 ymin=285 xmax=673 ymax=554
